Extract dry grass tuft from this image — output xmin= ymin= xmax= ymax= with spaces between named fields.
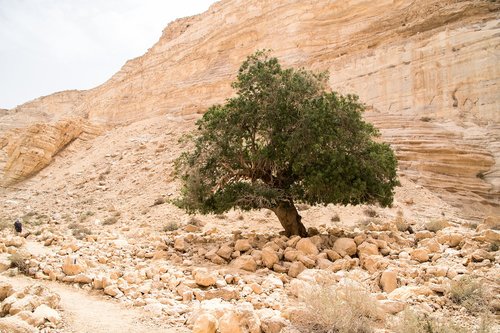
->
xmin=363 ymin=207 xmax=378 ymax=217
xmin=68 ymin=223 xmax=92 ymax=240
xmin=188 ymin=216 xmax=205 ymax=226
xmin=394 ymin=210 xmax=409 ymax=232
xmin=103 ymin=216 xmax=119 ymax=225
xmin=292 ymin=283 xmax=383 ymax=333
xmin=79 ymin=211 xmax=94 ymax=223
xmin=449 ymin=276 xmax=489 ymax=314
xmin=394 ymin=310 xmax=467 ymax=333
xmin=10 ymin=252 xmax=30 ymax=275
xmin=425 ymin=219 xmax=450 ymax=232
xmin=163 ymin=221 xmax=179 ymax=232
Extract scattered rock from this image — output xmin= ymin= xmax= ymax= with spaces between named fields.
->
xmin=261 ymin=247 xmax=279 ymax=269
xmin=104 ymin=285 xmax=122 ymax=297
xmin=471 ymin=249 xmax=495 ymax=262
xmin=32 ymin=304 xmax=61 ymax=324
xmin=295 ymin=238 xmax=319 ymax=256
xmin=380 ymin=270 xmax=398 ymax=293
xmin=218 ymin=303 xmax=261 ymax=333
xmin=357 ymin=242 xmax=379 ymax=257
xmin=379 ymin=299 xmax=405 ymax=314
xmin=194 ymin=270 xmax=217 ymax=287
xmin=234 ymin=239 xmax=252 ymax=252
xmin=216 ymin=245 xmax=233 ymax=260
xmin=0 ymin=282 xmax=14 ymax=301
xmin=411 ymin=248 xmax=430 ymax=262
xmin=333 ymin=238 xmax=357 ymax=257
xmin=193 ymin=313 xmax=218 ymax=333
xmin=62 ymin=256 xmax=86 ymax=276
xmin=231 ymin=255 xmax=257 ymax=272
xmin=174 ymin=237 xmax=187 ymax=251
xmin=0 ymin=316 xmax=37 ymax=333
xmin=324 ymin=249 xmax=341 ymax=261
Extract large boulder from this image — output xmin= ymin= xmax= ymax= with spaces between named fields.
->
xmin=193 ymin=313 xmax=218 ymax=333
xmin=261 ymin=247 xmax=279 ymax=269
xmin=379 ymin=270 xmax=398 ymax=293
xmin=234 ymin=239 xmax=252 ymax=252
xmin=231 ymin=255 xmax=257 ymax=272
xmin=410 ymin=248 xmax=430 ymax=262
xmin=32 ymin=304 xmax=61 ymax=325
xmin=332 ymin=238 xmax=357 ymax=257
xmin=194 ymin=270 xmax=217 ymax=287
xmin=62 ymin=256 xmax=86 ymax=276
xmin=0 ymin=282 xmax=14 ymax=301
xmin=296 ymin=238 xmax=319 ymax=256
xmin=218 ymin=303 xmax=261 ymax=333
xmin=288 ymin=261 xmax=306 ymax=278
xmin=357 ymin=242 xmax=379 ymax=257
xmin=0 ymin=316 xmax=37 ymax=333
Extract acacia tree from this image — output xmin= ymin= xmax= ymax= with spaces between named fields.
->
xmin=175 ymin=51 xmax=398 ymax=237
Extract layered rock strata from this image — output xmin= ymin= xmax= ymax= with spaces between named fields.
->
xmin=1 ymin=0 xmax=499 ymax=215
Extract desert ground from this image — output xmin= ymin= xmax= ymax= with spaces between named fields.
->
xmin=0 ymin=114 xmax=498 ymax=332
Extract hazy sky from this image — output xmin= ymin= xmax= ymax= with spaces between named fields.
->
xmin=0 ymin=0 xmax=216 ymax=109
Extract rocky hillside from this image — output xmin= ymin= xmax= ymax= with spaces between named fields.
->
xmin=1 ymin=0 xmax=499 ymax=219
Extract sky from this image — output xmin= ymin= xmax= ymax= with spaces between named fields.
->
xmin=0 ymin=0 xmax=217 ymax=109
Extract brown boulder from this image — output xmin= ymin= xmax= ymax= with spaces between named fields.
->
xmin=380 ymin=270 xmax=398 ymax=293
xmin=296 ymin=238 xmax=319 ymax=256
xmin=333 ymin=238 xmax=357 ymax=257
xmin=230 ymin=255 xmax=257 ymax=272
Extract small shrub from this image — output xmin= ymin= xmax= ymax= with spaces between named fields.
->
xmin=425 ymin=219 xmax=450 ymax=232
xmin=153 ymin=197 xmax=165 ymax=206
xmin=393 ymin=210 xmax=410 ymax=232
xmin=79 ymin=211 xmax=94 ymax=223
xmin=163 ymin=221 xmax=179 ymax=232
xmin=394 ymin=310 xmax=467 ymax=333
xmin=10 ymin=252 xmax=30 ymax=275
xmin=420 ymin=116 xmax=433 ymax=122
xmin=464 ymin=221 xmax=479 ymax=229
xmin=476 ymin=171 xmax=485 ymax=180
xmin=188 ymin=216 xmax=205 ymax=226
xmin=292 ymin=283 xmax=382 ymax=333
xmin=331 ymin=213 xmax=340 ymax=222
xmin=363 ymin=207 xmax=377 ymax=217
xmin=103 ymin=216 xmax=119 ymax=225
xmin=449 ymin=276 xmax=488 ymax=313
xmin=477 ymin=313 xmax=494 ymax=333
xmin=237 ymin=214 xmax=245 ymax=221
xmin=69 ymin=223 xmax=92 ymax=240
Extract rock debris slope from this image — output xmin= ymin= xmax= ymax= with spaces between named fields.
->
xmin=1 ymin=0 xmax=499 ymax=218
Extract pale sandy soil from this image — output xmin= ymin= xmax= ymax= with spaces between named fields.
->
xmin=0 ymin=274 xmax=188 ymax=333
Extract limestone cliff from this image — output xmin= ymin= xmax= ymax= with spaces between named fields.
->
xmin=1 ymin=0 xmax=499 ymax=217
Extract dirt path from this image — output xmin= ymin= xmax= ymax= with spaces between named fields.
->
xmin=0 ymin=274 xmax=188 ymax=333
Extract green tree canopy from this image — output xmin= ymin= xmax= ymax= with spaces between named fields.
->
xmin=175 ymin=51 xmax=398 ymax=236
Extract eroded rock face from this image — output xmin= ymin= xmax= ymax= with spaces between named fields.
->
xmin=0 ymin=119 xmax=102 ymax=186
xmin=1 ymin=0 xmax=499 ymax=216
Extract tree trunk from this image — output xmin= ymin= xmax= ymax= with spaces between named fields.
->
xmin=271 ymin=200 xmax=308 ymax=237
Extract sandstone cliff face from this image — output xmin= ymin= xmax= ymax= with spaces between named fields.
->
xmin=1 ymin=0 xmax=499 ymax=216
xmin=0 ymin=119 xmax=102 ymax=186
